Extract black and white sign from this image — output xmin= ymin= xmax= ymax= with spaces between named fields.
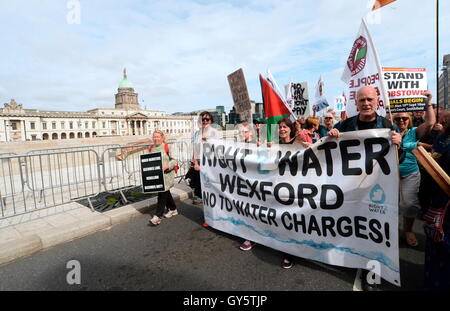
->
xmin=141 ymin=152 xmax=166 ymax=193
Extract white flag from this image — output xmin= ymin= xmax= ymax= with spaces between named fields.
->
xmin=313 ymin=75 xmax=329 ymax=117
xmin=341 ymin=18 xmax=389 ymax=117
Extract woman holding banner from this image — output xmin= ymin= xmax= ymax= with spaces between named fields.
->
xmin=237 ymin=122 xmax=258 ymax=251
xmin=191 ymin=111 xmax=220 ymax=227
xmin=149 ymin=130 xmax=179 ymax=226
xmin=392 ymin=92 xmax=435 ymax=247
xmin=277 ymin=117 xmax=297 ymax=268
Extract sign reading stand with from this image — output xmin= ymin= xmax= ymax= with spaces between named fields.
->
xmin=383 ymin=67 xmax=428 ymax=112
xmin=141 ymin=152 xmax=166 ymax=193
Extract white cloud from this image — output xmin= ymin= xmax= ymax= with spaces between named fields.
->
xmin=0 ymin=0 xmax=448 ymax=113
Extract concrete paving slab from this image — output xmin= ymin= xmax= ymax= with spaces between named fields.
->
xmin=14 ymin=219 xmax=54 ymax=236
xmin=0 ymin=227 xmax=22 ymax=243
xmin=44 ymin=212 xmax=79 ymax=227
xmin=104 ymin=205 xmax=142 ymax=225
xmin=65 ymin=207 xmax=97 ymax=219
xmin=0 ymin=235 xmax=42 ymax=266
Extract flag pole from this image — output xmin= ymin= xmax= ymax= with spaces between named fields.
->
xmin=436 ymin=0 xmax=440 ymax=121
xmin=361 ymin=17 xmax=392 ymax=120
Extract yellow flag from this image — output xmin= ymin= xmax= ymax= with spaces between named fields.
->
xmin=372 ymin=0 xmax=396 ymax=11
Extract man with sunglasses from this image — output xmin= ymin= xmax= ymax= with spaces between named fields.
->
xmin=191 ymin=112 xmax=220 ymax=216
xmin=318 ymin=112 xmax=336 ymax=137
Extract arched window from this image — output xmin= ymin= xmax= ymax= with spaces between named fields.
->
xmin=42 ymin=133 xmax=49 ymax=140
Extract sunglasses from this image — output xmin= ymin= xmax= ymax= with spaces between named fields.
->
xmin=202 ymin=118 xmax=211 ymax=122
xmin=394 ymin=117 xmax=409 ymax=122
xmin=325 ymin=117 xmax=333 ymax=120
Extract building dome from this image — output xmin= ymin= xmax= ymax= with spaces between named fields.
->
xmin=119 ymin=78 xmax=133 ymax=88
xmin=118 ymin=68 xmax=134 ymax=88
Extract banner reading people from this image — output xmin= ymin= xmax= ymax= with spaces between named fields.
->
xmin=200 ymin=130 xmax=400 ymax=286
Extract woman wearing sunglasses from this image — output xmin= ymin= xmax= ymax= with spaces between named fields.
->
xmin=191 ymin=111 xmax=220 ymax=226
xmin=392 ymin=91 xmax=435 ymax=247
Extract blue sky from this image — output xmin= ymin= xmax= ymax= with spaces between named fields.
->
xmin=0 ymin=0 xmax=449 ymax=114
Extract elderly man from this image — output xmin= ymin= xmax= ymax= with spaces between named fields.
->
xmin=328 ymin=86 xmax=401 ymax=144
xmin=328 ymin=86 xmax=402 ymax=291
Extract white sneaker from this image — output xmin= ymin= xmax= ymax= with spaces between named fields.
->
xmin=164 ymin=210 xmax=178 ymax=218
xmin=149 ymin=215 xmax=161 ymax=225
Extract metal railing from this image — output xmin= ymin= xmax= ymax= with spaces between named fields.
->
xmin=27 ymin=144 xmax=121 ymax=156
xmin=0 ymin=141 xmax=193 ymax=219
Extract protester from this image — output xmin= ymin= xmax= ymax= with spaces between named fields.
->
xmin=253 ymin=118 xmax=266 ymax=146
xmin=318 ymin=112 xmax=335 ymax=137
xmin=276 ymin=117 xmax=296 ymax=268
xmin=237 ymin=122 xmax=258 ymax=251
xmin=413 ymin=111 xmax=425 ymax=127
xmin=148 ymin=130 xmax=179 ymax=226
xmin=328 ymin=85 xmax=402 ymax=291
xmin=392 ymin=93 xmax=435 ymax=247
xmin=278 ymin=117 xmax=296 ymax=144
xmin=417 ymin=106 xmax=446 ymax=215
xmin=191 ymin=111 xmax=221 ymax=228
xmin=295 ymin=117 xmax=306 ymax=131
xmin=297 ymin=117 xmax=321 ymax=146
xmin=424 ymin=111 xmax=450 ymax=291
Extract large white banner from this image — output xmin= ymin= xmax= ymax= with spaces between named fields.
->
xmin=200 ymin=129 xmax=400 ymax=286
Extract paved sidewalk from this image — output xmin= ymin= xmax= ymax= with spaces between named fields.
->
xmin=0 ymin=183 xmax=193 ymax=266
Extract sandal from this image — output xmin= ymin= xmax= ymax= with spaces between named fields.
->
xmin=405 ymin=232 xmax=418 ymax=247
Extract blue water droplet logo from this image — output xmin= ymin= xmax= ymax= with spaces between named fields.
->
xmin=370 ymin=184 xmax=386 ymax=204
xmin=201 ymin=171 xmax=211 ymax=188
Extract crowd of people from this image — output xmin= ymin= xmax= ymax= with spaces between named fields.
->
xmin=145 ymin=86 xmax=449 ymax=291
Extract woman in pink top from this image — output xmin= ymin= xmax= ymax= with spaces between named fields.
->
xmin=296 ymin=117 xmax=321 ymax=147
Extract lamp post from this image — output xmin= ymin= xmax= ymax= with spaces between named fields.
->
xmin=442 ymin=65 xmax=448 ymax=111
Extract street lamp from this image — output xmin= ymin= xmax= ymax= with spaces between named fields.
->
xmin=442 ymin=65 xmax=448 ymax=111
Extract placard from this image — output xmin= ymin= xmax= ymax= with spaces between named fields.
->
xmin=228 ymin=68 xmax=251 ymax=121
xmin=140 ymin=152 xmax=166 ymax=193
xmin=383 ymin=67 xmax=428 ymax=112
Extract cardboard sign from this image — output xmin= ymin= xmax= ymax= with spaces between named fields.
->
xmin=334 ymin=96 xmax=346 ymax=112
xmin=140 ymin=152 xmax=166 ymax=193
xmin=227 ymin=68 xmax=251 ymax=120
xmin=285 ymin=82 xmax=310 ymax=118
xmin=383 ymin=67 xmax=428 ymax=112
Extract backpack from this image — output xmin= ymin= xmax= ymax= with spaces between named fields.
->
xmin=149 ymin=144 xmax=179 ymax=173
